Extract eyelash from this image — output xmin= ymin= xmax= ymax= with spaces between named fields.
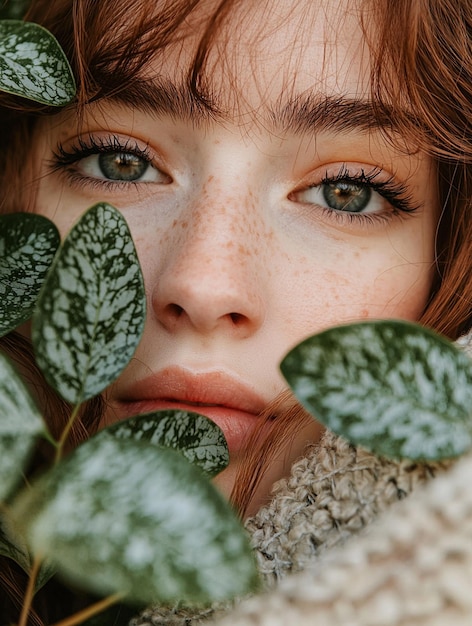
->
xmin=50 ymin=135 xmax=157 ymax=189
xmin=316 ymin=165 xmax=419 ymax=224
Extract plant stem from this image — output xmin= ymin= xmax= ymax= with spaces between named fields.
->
xmin=49 ymin=592 xmax=125 ymax=626
xmin=42 ymin=427 xmax=60 ymax=449
xmin=18 ymin=554 xmax=42 ymax=626
xmin=55 ymin=403 xmax=81 ymax=464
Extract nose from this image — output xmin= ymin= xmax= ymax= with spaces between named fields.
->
xmin=151 ymin=193 xmax=267 ymax=338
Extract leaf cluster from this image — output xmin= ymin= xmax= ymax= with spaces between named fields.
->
xmin=0 ymin=204 xmax=258 ymax=624
xmin=0 ymin=16 xmax=258 ymax=625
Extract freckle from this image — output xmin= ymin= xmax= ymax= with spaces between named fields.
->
xmin=180 ymin=221 xmax=188 ymax=229
xmin=172 ymin=219 xmax=178 ymax=228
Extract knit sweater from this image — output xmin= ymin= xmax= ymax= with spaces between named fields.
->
xmin=131 ymin=333 xmax=472 ymax=626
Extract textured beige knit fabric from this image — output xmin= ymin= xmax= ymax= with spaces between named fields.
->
xmin=211 ymin=449 xmax=472 ymax=626
xmin=245 ymin=432 xmax=448 ymax=588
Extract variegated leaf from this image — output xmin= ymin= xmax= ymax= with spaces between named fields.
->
xmin=0 ymin=213 xmax=60 ymax=337
xmin=15 ymin=436 xmax=259 ymax=605
xmin=32 ymin=203 xmax=146 ymax=404
xmin=0 ymin=351 xmax=45 ymax=501
xmin=281 ymin=320 xmax=472 ymax=460
xmin=104 ymin=410 xmax=229 ymax=478
xmin=0 ymin=20 xmax=75 ymax=105
xmin=0 ymin=509 xmax=29 ymax=570
xmin=0 ymin=511 xmax=55 ymax=590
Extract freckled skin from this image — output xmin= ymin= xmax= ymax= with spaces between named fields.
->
xmin=32 ymin=0 xmax=438 ymax=503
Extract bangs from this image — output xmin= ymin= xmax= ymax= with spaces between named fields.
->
xmin=25 ymin=0 xmax=208 ymax=109
xmin=362 ymin=0 xmax=472 ymax=163
xmin=5 ymin=0 xmax=470 ymax=165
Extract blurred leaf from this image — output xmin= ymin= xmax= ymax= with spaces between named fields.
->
xmin=0 ymin=20 xmax=75 ymax=104
xmin=0 ymin=511 xmax=56 ymax=590
xmin=15 ymin=436 xmax=259 ymax=605
xmin=35 ymin=558 xmax=56 ymax=591
xmin=280 ymin=320 xmax=472 ymax=460
xmin=0 ymin=508 xmax=29 ymax=569
xmin=0 ymin=213 xmax=60 ymax=336
xmin=0 ymin=352 xmax=45 ymax=501
xmin=32 ymin=203 xmax=146 ymax=404
xmin=104 ymin=410 xmax=229 ymax=478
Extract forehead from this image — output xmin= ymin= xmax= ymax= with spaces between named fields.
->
xmin=143 ymin=0 xmax=370 ymax=121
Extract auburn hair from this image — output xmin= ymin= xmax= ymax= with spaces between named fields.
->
xmin=0 ymin=0 xmax=471 ymax=621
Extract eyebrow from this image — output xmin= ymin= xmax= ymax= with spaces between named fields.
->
xmin=271 ymin=92 xmax=401 ymax=134
xmin=105 ymin=77 xmax=221 ymax=122
xmin=104 ymin=77 xmax=403 ymax=135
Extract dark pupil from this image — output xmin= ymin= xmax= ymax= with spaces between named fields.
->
xmin=323 ymin=181 xmax=371 ymax=212
xmin=99 ymin=152 xmax=148 ymax=181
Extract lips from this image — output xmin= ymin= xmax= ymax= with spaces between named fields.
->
xmin=110 ymin=367 xmax=267 ymax=455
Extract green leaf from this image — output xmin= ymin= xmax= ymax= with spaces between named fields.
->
xmin=0 ymin=20 xmax=75 ymax=105
xmin=15 ymin=436 xmax=259 ymax=605
xmin=0 ymin=352 xmax=45 ymax=501
xmin=280 ymin=320 xmax=472 ymax=460
xmin=0 ymin=511 xmax=55 ymax=590
xmin=0 ymin=508 xmax=30 ymax=569
xmin=32 ymin=203 xmax=146 ymax=404
xmin=103 ymin=410 xmax=229 ymax=478
xmin=0 ymin=213 xmax=60 ymax=337
xmin=34 ymin=558 xmax=57 ymax=591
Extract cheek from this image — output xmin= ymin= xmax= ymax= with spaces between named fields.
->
xmin=33 ymin=175 xmax=86 ymax=236
xmin=370 ymin=260 xmax=434 ymax=319
xmin=278 ymin=237 xmax=435 ymax=339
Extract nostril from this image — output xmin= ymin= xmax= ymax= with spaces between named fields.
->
xmin=230 ymin=312 xmax=245 ymax=324
xmin=166 ymin=303 xmax=184 ymax=318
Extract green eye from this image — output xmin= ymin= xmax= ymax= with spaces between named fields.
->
xmin=98 ymin=152 xmax=150 ymax=181
xmin=323 ymin=181 xmax=372 ymax=213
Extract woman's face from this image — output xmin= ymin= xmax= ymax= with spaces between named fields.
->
xmin=32 ymin=0 xmax=438 ymax=503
